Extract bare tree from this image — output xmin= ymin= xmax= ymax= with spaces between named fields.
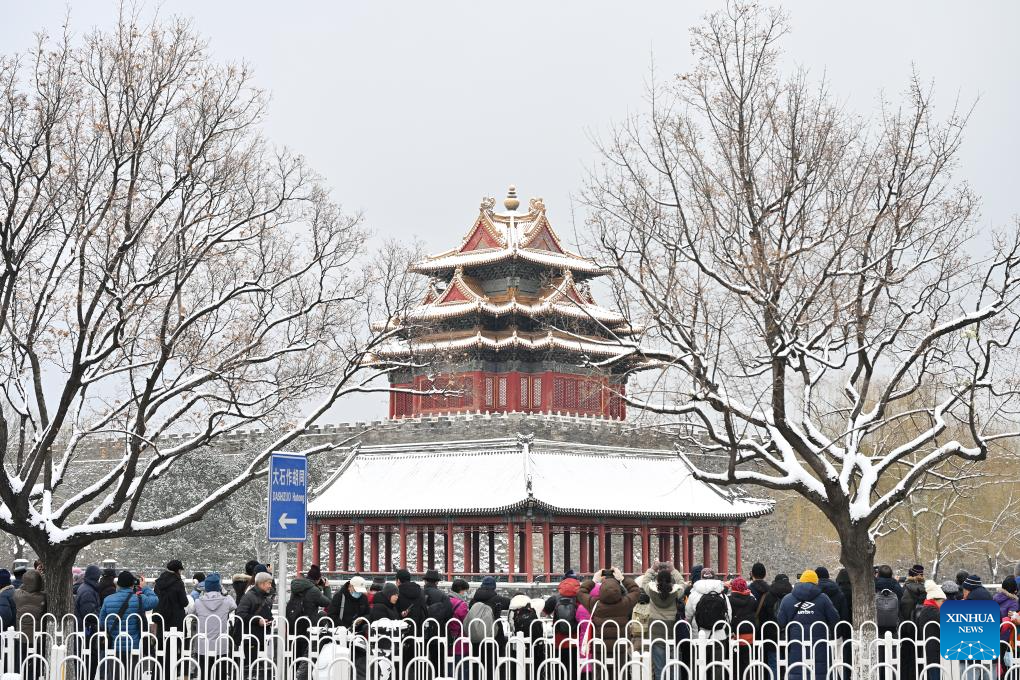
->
xmin=583 ymin=2 xmax=1020 ymax=626
xmin=0 ymin=14 xmax=417 ymax=615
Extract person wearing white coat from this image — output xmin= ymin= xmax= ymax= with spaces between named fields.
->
xmin=193 ymin=573 xmax=237 ymax=675
xmin=684 ymin=570 xmax=732 ymax=641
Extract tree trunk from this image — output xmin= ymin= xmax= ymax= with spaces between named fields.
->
xmin=839 ymin=525 xmax=877 ymax=677
xmin=33 ymin=543 xmax=81 ymax=623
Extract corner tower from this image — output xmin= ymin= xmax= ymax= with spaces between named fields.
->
xmin=376 ymin=186 xmax=641 ymax=419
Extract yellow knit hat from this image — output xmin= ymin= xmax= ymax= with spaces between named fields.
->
xmin=799 ymin=569 xmax=819 ymax=585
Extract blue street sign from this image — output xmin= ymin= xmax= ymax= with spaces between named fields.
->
xmin=267 ymin=453 xmax=307 ymax=542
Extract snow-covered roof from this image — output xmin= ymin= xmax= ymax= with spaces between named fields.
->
xmin=308 ymin=437 xmax=773 ymax=520
xmin=410 ymin=196 xmax=608 ymax=278
xmin=399 ymin=267 xmax=635 ymax=331
xmin=372 ymin=328 xmax=640 ymax=360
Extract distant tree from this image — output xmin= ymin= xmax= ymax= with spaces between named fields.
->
xmin=0 ymin=14 xmax=418 ymax=616
xmin=584 ymin=1 xmax=1020 ymax=627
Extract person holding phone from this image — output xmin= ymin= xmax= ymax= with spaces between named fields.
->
xmin=576 ymin=567 xmax=641 ymax=661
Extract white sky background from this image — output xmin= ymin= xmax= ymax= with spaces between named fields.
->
xmin=3 ymin=1 xmax=1019 ymax=424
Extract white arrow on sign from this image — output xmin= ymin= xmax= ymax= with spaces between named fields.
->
xmin=278 ymin=513 xmax=298 ymax=530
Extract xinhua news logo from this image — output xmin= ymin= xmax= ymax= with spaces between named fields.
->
xmin=940 ymin=600 xmax=1000 ymax=661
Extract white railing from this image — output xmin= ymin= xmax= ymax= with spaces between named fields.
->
xmin=0 ymin=613 xmax=1016 ymax=680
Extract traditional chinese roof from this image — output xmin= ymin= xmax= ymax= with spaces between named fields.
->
xmin=372 ymin=327 xmax=639 ymax=360
xmin=308 ymin=437 xmax=773 ymax=520
xmin=409 ymin=192 xmax=608 ymax=279
xmin=397 ymin=268 xmax=637 ymax=333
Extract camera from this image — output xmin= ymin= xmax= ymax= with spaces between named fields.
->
xmin=601 ymin=569 xmax=614 ymax=578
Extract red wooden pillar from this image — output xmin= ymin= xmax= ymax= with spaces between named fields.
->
xmin=563 ymin=528 xmax=572 ymax=572
xmin=734 ymin=525 xmax=743 ymax=576
xmin=296 ymin=542 xmax=304 ymax=575
xmin=702 ymin=528 xmax=712 ymax=573
xmin=369 ymin=526 xmax=380 ymax=572
xmin=543 ymin=522 xmax=553 ymax=581
xmin=463 ymin=524 xmax=473 ymax=577
xmin=597 ymin=524 xmax=606 ymax=570
xmin=622 ymin=529 xmax=634 ymax=573
xmin=683 ymin=527 xmax=692 ymax=574
xmin=524 ymin=519 xmax=534 ymax=581
xmin=384 ymin=527 xmax=393 ymax=572
xmin=507 ymin=522 xmax=516 ymax=579
xmin=328 ymin=526 xmax=337 ymax=572
xmin=311 ymin=523 xmax=321 ymax=570
xmin=399 ymin=523 xmax=408 ymax=570
xmin=354 ymin=524 xmax=364 ymax=573
xmin=718 ymin=526 xmax=730 ymax=577
xmin=640 ymin=524 xmax=651 ymax=572
xmin=427 ymin=529 xmax=436 ymax=570
xmin=416 ymin=528 xmax=424 ymax=573
xmin=518 ymin=529 xmax=526 ymax=573
xmin=446 ymin=521 xmax=455 ymax=580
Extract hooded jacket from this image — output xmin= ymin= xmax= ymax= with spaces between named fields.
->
xmin=993 ymin=590 xmax=1019 ymax=621
xmin=12 ymin=570 xmax=46 ymax=639
xmin=758 ymin=576 xmax=792 ymax=642
xmin=98 ymin=570 xmax=117 ymax=603
xmin=327 ymin=581 xmax=371 ymax=629
xmin=684 ymin=579 xmax=731 ymax=640
xmin=777 ymin=582 xmax=839 ymax=680
xmin=727 ymin=590 xmax=758 ymax=635
xmin=749 ymin=578 xmax=770 ymax=604
xmin=0 ymin=585 xmax=15 ymax=629
xmin=194 ymin=590 xmax=237 ymax=656
xmin=817 ymin=577 xmax=849 ymax=623
xmin=577 ymin=577 xmax=642 ymax=654
xmin=835 ymin=570 xmax=853 ymax=623
xmin=900 ymin=578 xmax=927 ymax=621
xmin=153 ymin=570 xmax=190 ymax=632
xmin=289 ymin=577 xmax=332 ymax=645
xmin=396 ymin=581 xmax=428 ymax=626
xmin=370 ymin=584 xmax=400 ymax=622
xmin=636 ymin=568 xmax=685 ymax=634
xmin=99 ymin=585 xmax=159 ymax=651
xmin=74 ymin=565 xmax=103 ymax=631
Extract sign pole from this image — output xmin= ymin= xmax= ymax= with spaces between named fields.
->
xmin=266 ymin=451 xmax=307 ymax=680
xmin=278 ymin=541 xmax=288 ymax=679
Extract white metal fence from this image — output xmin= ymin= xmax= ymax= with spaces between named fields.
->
xmin=0 ymin=613 xmax=1015 ymax=680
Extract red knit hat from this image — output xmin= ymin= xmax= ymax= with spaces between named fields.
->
xmin=730 ymin=577 xmax=750 ymax=595
xmin=559 ymin=578 xmax=580 ymax=597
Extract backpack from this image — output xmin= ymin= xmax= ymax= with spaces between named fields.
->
xmin=286 ymin=592 xmax=305 ymax=625
xmin=553 ymin=596 xmax=579 ymax=633
xmin=694 ymin=591 xmax=727 ymax=631
xmin=426 ymin=590 xmax=454 ymax=624
xmin=513 ymin=605 xmax=539 ymax=637
xmin=876 ymin=589 xmax=899 ymax=629
xmin=464 ymin=600 xmax=496 ymax=643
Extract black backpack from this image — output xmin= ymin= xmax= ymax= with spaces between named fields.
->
xmin=553 ymin=596 xmax=579 ymax=633
xmin=426 ymin=591 xmax=454 ymax=624
xmin=286 ymin=592 xmax=306 ymax=624
xmin=513 ymin=605 xmax=539 ymax=637
xmin=695 ymin=591 xmax=728 ymax=630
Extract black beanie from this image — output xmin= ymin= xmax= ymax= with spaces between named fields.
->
xmin=751 ymin=562 xmax=766 ymax=579
xmin=166 ymin=559 xmax=184 ymax=573
xmin=815 ymin=567 xmax=830 ymax=580
xmin=117 ymin=571 xmax=135 ymax=588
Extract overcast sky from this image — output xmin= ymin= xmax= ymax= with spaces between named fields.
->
xmin=4 ymin=1 xmax=1019 ymax=422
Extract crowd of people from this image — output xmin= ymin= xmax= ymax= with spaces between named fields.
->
xmin=0 ymin=556 xmax=1018 ymax=679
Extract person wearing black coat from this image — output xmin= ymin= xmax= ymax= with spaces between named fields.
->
xmin=394 ymin=570 xmax=428 ymax=628
xmin=98 ymin=569 xmax=117 ymax=603
xmin=815 ymin=567 xmax=849 ymax=625
xmin=835 ymin=569 xmax=853 ymax=623
xmin=748 ymin=563 xmax=770 ymax=606
xmin=874 ymin=565 xmax=904 ymax=599
xmin=759 ymin=574 xmax=792 ymax=680
xmin=154 ymin=560 xmax=190 ymax=633
xmin=74 ymin=565 xmax=103 ymax=635
xmin=328 ymin=577 xmax=371 ymax=629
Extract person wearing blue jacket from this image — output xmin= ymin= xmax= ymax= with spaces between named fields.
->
xmin=99 ymin=571 xmax=159 ymax=652
xmin=0 ymin=570 xmax=15 ymax=629
xmin=74 ymin=565 xmax=103 ymax=634
xmin=778 ymin=570 xmax=839 ymax=680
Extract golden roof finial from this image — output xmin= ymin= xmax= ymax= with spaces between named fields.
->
xmin=503 ymin=185 xmax=520 ymax=212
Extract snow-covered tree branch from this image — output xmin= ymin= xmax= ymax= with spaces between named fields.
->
xmin=0 ymin=13 xmax=422 ymax=615
xmin=582 ymin=1 xmax=1020 ymax=625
